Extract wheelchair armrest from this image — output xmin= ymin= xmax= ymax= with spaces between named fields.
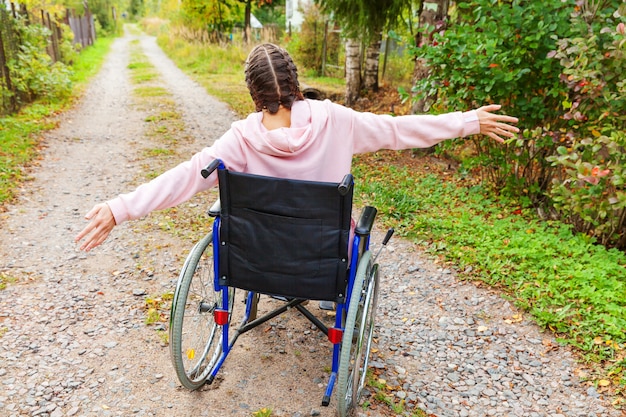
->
xmin=207 ymin=199 xmax=221 ymax=217
xmin=355 ymin=206 xmax=377 ymax=236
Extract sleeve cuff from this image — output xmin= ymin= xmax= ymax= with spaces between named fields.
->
xmin=106 ymin=199 xmax=127 ymax=225
xmin=462 ymin=110 xmax=480 ymax=137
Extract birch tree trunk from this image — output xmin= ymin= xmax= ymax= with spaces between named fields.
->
xmin=363 ymin=33 xmax=382 ymax=92
xmin=345 ymin=38 xmax=361 ymax=106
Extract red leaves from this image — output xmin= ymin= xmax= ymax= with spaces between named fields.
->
xmin=579 ymin=166 xmax=610 ymax=185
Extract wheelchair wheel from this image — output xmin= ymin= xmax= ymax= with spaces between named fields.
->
xmin=337 ymin=250 xmax=379 ymax=417
xmin=169 ymin=232 xmax=233 ymax=390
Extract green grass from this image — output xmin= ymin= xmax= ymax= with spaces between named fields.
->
xmin=0 ymin=36 xmax=114 ymax=207
xmin=3 ymin=22 xmax=625 ymax=404
xmin=146 ymin=27 xmax=626 ymax=401
xmin=134 ymin=86 xmax=168 ymax=97
xmin=0 ymin=272 xmax=17 ymax=290
xmin=352 ymin=158 xmax=626 ymax=393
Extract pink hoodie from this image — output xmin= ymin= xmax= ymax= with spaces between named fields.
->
xmin=107 ymin=99 xmax=479 ymax=225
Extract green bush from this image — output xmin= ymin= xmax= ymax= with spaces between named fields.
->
xmin=410 ymin=0 xmax=575 ymax=203
xmin=7 ymin=23 xmax=72 ymax=105
xmin=547 ymin=6 xmax=626 ymax=249
xmin=410 ymin=0 xmax=626 ymax=250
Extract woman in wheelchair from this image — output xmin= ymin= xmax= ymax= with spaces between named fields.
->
xmin=74 ymin=43 xmax=518 ymax=415
xmin=75 ymin=43 xmax=518 ymax=250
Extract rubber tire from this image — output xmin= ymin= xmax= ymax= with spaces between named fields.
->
xmin=169 ymin=232 xmax=231 ymax=390
xmin=337 ymin=250 xmax=379 ymax=417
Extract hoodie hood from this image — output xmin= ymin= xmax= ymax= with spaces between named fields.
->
xmin=239 ymin=99 xmax=326 ymax=157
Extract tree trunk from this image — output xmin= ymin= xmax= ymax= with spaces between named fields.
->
xmin=411 ymin=0 xmax=449 ymax=114
xmin=363 ymin=33 xmax=382 ymax=92
xmin=243 ymin=0 xmax=251 ymax=43
xmin=345 ymin=38 xmax=361 ymax=106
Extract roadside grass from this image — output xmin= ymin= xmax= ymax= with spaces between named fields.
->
xmin=0 ymin=36 xmax=114 ymax=208
xmin=1 ymin=22 xmax=624 ymax=408
xmin=352 ymin=156 xmax=626 ymax=400
xmin=151 ymin=33 xmax=626 ymax=403
xmin=125 ymin=39 xmax=215 ymax=244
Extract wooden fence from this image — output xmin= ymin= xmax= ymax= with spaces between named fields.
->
xmin=0 ymin=1 xmax=95 ymax=115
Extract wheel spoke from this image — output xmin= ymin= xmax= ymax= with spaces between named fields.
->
xmin=169 ymin=232 xmax=230 ymax=390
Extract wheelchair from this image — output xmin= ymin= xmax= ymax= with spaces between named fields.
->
xmin=168 ymin=159 xmax=393 ymax=416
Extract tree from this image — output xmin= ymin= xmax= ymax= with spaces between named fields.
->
xmin=345 ymin=38 xmax=360 ymax=104
xmin=238 ymin=0 xmax=279 ymax=43
xmin=239 ymin=0 xmax=252 ymax=42
xmin=316 ymin=0 xmax=409 ymax=103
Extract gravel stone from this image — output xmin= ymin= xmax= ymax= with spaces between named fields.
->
xmin=0 ymin=25 xmax=621 ymax=417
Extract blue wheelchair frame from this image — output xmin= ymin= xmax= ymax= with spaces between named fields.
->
xmin=207 ymin=205 xmax=369 ymax=405
xmin=169 ymin=158 xmax=392 ymax=413
xmin=202 ymin=159 xmax=373 ymax=405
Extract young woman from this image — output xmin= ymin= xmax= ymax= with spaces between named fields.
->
xmin=75 ymin=43 xmax=519 ymax=251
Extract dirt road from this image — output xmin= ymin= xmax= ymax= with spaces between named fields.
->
xmin=0 ymin=27 xmax=621 ymax=417
xmin=0 ymin=29 xmax=352 ymax=417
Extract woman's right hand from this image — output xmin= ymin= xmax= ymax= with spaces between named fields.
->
xmin=74 ymin=203 xmax=116 ymax=251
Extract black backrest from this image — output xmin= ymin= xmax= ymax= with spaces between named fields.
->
xmin=216 ymin=168 xmax=353 ymax=302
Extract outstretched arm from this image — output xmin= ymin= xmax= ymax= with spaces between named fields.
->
xmin=74 ymin=203 xmax=116 ymax=252
xmin=475 ymin=104 xmax=519 ymax=143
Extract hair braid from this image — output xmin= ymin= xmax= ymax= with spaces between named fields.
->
xmin=245 ymin=44 xmax=304 ymax=114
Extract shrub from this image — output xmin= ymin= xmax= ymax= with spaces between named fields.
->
xmin=547 ymin=5 xmax=626 ymax=249
xmin=410 ymin=0 xmax=575 ymax=204
xmin=7 ymin=23 xmax=72 ymax=105
xmin=285 ymin=3 xmax=342 ymax=76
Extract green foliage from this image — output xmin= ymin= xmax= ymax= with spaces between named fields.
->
xmin=316 ymin=0 xmax=405 ymax=41
xmin=409 ymin=0 xmax=626 ymax=251
xmin=285 ymin=3 xmax=342 ymax=76
xmin=7 ymin=23 xmax=73 ymax=105
xmin=89 ymin=0 xmax=117 ymax=33
xmin=178 ymin=0 xmax=242 ymax=34
xmin=546 ymin=5 xmax=626 ymax=248
xmin=413 ymin=0 xmax=573 ymax=126
xmin=410 ymin=0 xmax=575 ymax=202
xmin=352 ymin=157 xmax=626 ymax=387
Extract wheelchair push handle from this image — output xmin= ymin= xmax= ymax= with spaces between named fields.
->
xmin=338 ymin=174 xmax=354 ymax=196
xmin=201 ymin=160 xmax=222 ymax=179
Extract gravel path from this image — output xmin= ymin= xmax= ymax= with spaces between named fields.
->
xmin=0 ymin=28 xmax=622 ymax=417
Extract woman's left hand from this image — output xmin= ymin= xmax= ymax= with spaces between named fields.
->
xmin=475 ymin=104 xmax=520 ymax=143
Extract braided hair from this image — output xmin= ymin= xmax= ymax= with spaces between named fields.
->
xmin=244 ymin=43 xmax=304 ymax=114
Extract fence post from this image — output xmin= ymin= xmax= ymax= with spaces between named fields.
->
xmin=45 ymin=12 xmax=60 ymax=62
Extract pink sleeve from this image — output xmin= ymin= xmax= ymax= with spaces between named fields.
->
xmin=334 ymin=105 xmax=480 ymax=154
xmin=107 ymin=130 xmax=246 ymax=225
